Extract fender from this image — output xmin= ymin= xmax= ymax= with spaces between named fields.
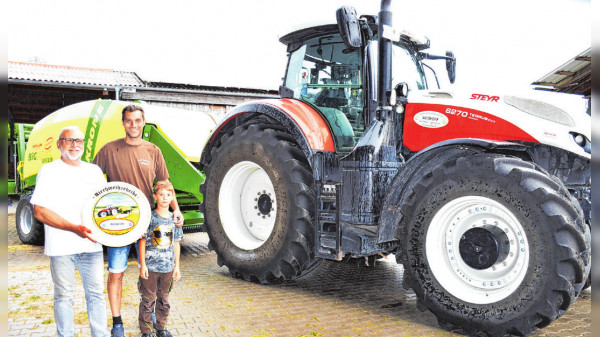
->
xmin=378 ymin=139 xmax=527 ymax=244
xmin=200 ymin=98 xmax=336 ymax=167
xmin=415 ymin=138 xmax=528 ymax=156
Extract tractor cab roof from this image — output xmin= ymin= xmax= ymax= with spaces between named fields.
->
xmin=279 ymin=24 xmax=339 ymax=53
xmin=279 ymin=22 xmax=430 ymax=53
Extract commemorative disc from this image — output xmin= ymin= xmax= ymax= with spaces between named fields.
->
xmin=82 ymin=181 xmax=151 ymax=247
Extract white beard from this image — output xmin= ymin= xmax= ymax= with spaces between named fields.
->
xmin=61 ymin=148 xmax=83 ymax=161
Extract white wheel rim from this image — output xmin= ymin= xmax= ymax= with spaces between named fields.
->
xmin=426 ymin=196 xmax=529 ymax=304
xmin=19 ymin=205 xmax=33 ymax=235
xmin=219 ymin=161 xmax=277 ymax=250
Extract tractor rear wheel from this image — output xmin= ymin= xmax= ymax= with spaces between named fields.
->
xmin=396 ymin=153 xmax=590 ymax=336
xmin=16 ymin=194 xmax=45 ymax=245
xmin=201 ymin=122 xmax=320 ymax=283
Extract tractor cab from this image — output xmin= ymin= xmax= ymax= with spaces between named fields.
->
xmin=280 ymin=23 xmax=432 ymax=153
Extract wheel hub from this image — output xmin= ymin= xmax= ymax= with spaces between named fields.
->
xmin=459 ymin=226 xmax=509 ymax=270
xmin=257 ymin=193 xmax=273 ymax=215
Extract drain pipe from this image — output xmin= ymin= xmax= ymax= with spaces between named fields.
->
xmin=115 ymin=86 xmax=121 ymax=100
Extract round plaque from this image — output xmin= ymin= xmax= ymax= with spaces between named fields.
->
xmin=82 ymin=181 xmax=151 ymax=247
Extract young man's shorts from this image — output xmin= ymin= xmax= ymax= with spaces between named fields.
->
xmin=107 ymin=242 xmax=140 ymax=273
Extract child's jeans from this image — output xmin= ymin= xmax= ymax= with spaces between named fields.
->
xmin=138 ymin=271 xmax=174 ymax=333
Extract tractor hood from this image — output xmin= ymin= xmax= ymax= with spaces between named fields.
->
xmin=404 ymin=88 xmax=590 ymax=159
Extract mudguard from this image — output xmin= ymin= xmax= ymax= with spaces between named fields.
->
xmin=201 ymin=98 xmax=336 ymax=167
xmin=378 ymin=140 xmax=527 ymax=244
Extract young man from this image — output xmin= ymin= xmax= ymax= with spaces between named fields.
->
xmin=31 ymin=126 xmax=109 ymax=337
xmin=138 ymin=181 xmax=183 ymax=337
xmin=93 ymin=104 xmax=183 ymax=337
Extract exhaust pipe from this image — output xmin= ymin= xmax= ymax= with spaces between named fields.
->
xmin=377 ymin=0 xmax=393 ymax=119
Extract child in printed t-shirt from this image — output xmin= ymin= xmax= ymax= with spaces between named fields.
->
xmin=138 ymin=181 xmax=183 ymax=337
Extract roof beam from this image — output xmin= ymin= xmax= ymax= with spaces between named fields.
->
xmin=555 ymin=70 xmax=575 ymax=76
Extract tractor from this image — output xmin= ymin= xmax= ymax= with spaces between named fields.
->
xmin=97 ymin=205 xmax=118 ymax=218
xmin=199 ymin=1 xmax=590 ymax=336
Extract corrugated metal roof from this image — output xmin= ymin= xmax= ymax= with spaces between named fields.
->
xmin=146 ymin=81 xmax=278 ymax=95
xmin=8 ymin=61 xmax=145 ymax=87
xmin=533 ymin=48 xmax=591 ymax=96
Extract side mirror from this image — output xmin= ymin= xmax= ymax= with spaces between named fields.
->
xmin=446 ymin=51 xmax=456 ymax=84
xmin=336 ymin=6 xmax=362 ymax=48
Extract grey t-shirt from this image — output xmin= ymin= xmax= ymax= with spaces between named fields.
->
xmin=143 ymin=210 xmax=184 ymax=273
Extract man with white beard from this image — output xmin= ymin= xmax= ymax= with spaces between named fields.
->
xmin=31 ymin=126 xmax=110 ymax=337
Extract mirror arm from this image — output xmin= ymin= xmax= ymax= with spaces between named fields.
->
xmin=420 ymin=52 xmax=455 ymax=61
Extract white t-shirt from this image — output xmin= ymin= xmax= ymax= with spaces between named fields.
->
xmin=30 ymin=159 xmax=107 ymax=256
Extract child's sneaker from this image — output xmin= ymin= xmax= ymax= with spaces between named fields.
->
xmin=156 ymin=330 xmax=173 ymax=337
xmin=141 ymin=333 xmax=155 ymax=337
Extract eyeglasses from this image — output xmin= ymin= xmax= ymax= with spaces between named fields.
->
xmin=59 ymin=138 xmax=85 ymax=145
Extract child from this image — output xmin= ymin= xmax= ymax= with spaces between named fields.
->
xmin=138 ymin=181 xmax=183 ymax=337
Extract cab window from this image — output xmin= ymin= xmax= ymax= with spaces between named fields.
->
xmin=284 ymin=34 xmax=365 ymax=152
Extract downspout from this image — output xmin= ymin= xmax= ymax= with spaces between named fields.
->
xmin=115 ymin=86 xmax=121 ymax=100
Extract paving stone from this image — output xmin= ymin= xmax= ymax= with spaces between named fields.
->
xmin=8 ymin=217 xmax=591 ymax=337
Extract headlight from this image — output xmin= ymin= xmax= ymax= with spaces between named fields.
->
xmin=504 ymin=96 xmax=574 ymax=127
xmin=571 ymin=132 xmax=591 ymax=154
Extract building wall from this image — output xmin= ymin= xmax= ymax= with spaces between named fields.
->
xmin=120 ymin=88 xmax=276 ymax=122
xmin=9 ymin=84 xmax=278 ymax=124
xmin=8 ymin=84 xmax=113 ymax=123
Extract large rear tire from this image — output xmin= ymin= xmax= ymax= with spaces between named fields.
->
xmin=16 ymin=194 xmax=45 ymax=246
xmin=201 ymin=122 xmax=320 ymax=283
xmin=395 ymin=153 xmax=590 ymax=336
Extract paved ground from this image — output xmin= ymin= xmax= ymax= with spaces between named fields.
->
xmin=7 ymin=211 xmax=591 ymax=337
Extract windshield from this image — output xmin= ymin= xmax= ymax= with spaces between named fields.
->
xmin=392 ymin=41 xmax=427 ymax=91
xmin=284 ymin=34 xmax=365 ymax=151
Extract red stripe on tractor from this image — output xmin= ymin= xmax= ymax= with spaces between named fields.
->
xmin=403 ymin=103 xmax=538 ymax=152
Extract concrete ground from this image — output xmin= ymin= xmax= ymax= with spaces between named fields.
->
xmin=7 ymin=210 xmax=591 ymax=337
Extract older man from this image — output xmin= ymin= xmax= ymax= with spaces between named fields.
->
xmin=31 ymin=126 xmax=109 ymax=337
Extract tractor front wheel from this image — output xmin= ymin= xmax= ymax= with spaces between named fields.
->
xmin=398 ymin=153 xmax=590 ymax=336
xmin=201 ymin=122 xmax=320 ymax=283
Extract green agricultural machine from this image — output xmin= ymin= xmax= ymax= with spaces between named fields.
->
xmin=11 ymin=100 xmax=216 ymax=245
